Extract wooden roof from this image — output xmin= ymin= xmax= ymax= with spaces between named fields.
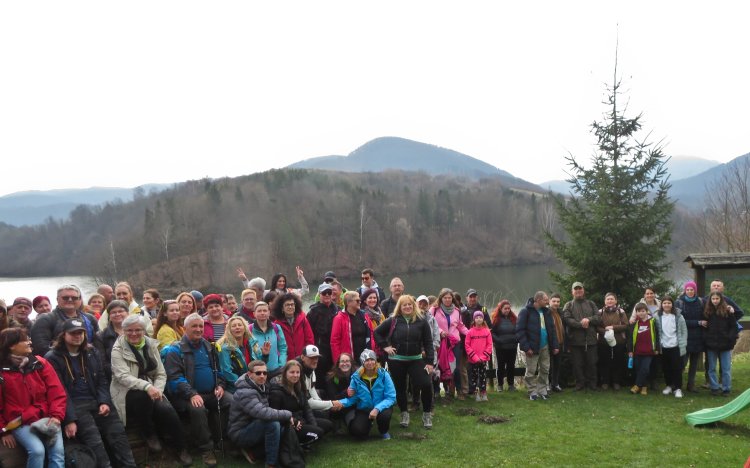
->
xmin=684 ymin=252 xmax=750 ymax=268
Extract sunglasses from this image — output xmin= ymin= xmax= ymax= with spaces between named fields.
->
xmin=253 ymin=371 xmax=268 ymax=376
xmin=320 ymin=290 xmax=333 ymax=296
xmin=361 ymin=277 xmax=369 ymax=280
xmin=61 ymin=296 xmax=80 ymax=301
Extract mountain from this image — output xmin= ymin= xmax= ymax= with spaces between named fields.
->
xmin=0 ymin=184 xmax=171 ymax=226
xmin=288 ymin=136 xmax=541 ymax=191
xmin=538 ymin=180 xmax=570 ymax=194
xmin=670 ymin=152 xmax=750 ymax=208
xmin=665 ymin=156 xmax=720 ymax=181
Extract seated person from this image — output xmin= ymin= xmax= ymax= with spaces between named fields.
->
xmin=269 ymin=361 xmax=324 ymax=449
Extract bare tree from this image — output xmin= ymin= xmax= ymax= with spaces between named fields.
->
xmin=700 ymin=156 xmax=750 ymax=251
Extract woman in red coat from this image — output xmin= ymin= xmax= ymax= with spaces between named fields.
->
xmin=0 ymin=328 xmax=67 ymax=468
xmin=331 ymin=291 xmax=377 ymax=366
xmin=272 ymin=292 xmax=314 ymax=360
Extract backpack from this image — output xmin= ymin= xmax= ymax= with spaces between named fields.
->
xmin=278 ymin=426 xmax=306 ymax=468
xmin=64 ymin=441 xmax=97 ymax=468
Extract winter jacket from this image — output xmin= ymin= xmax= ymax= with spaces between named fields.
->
xmin=30 ymin=307 xmax=99 ymax=357
xmin=464 ymin=327 xmax=493 ymax=364
xmin=275 ymin=314 xmax=314 ymax=360
xmin=563 ymin=298 xmax=601 ymax=347
xmin=432 ymin=306 xmax=469 ymax=343
xmin=704 ymin=312 xmax=739 ymax=351
xmin=460 ymin=304 xmax=491 ymax=331
xmin=45 ymin=345 xmax=111 ymax=424
xmin=491 ymin=314 xmax=518 ymax=351
xmin=227 ymin=375 xmax=292 ymax=444
xmin=0 ymin=355 xmax=67 ymax=427
xmin=339 ymin=367 xmax=396 ymax=413
xmin=628 ymin=319 xmax=660 ymax=355
xmin=380 ymin=297 xmax=398 ymax=319
xmin=596 ymin=307 xmax=629 ymax=346
xmin=516 ymin=300 xmax=560 ymax=354
xmin=162 ymin=335 xmax=225 ymax=411
xmin=155 ymin=324 xmax=183 ymax=351
xmin=654 ymin=310 xmax=688 ymax=356
xmin=110 ymin=335 xmax=166 ymax=425
xmin=95 ymin=324 xmax=120 ymax=382
xmin=330 ymin=310 xmax=377 ymax=365
xmin=374 ymin=315 xmax=435 ymax=363
xmin=249 ymin=321 xmax=288 ymax=373
xmin=676 ymin=295 xmax=705 ymax=353
xmin=216 ymin=341 xmax=250 ymax=393
xmin=269 ymin=384 xmax=316 ymax=425
xmin=306 ymin=301 xmax=339 ymax=354
xmin=202 ymin=318 xmax=228 ymax=343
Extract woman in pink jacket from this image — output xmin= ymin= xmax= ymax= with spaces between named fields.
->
xmin=330 ymin=291 xmax=377 ymax=366
xmin=433 ymin=288 xmax=468 ymax=399
xmin=465 ymin=311 xmax=493 ymax=401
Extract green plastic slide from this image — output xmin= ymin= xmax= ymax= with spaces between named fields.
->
xmin=685 ymin=388 xmax=750 ymax=426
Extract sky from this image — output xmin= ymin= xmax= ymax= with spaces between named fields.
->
xmin=2 ymin=1 xmax=749 ymax=197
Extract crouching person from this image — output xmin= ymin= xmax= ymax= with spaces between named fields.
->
xmin=228 ymin=360 xmax=293 ymax=467
xmin=110 ymin=315 xmax=192 ymax=466
xmin=163 ymin=313 xmax=232 ymax=467
xmin=45 ymin=319 xmax=136 ymax=468
xmin=340 ymin=349 xmax=396 ymax=440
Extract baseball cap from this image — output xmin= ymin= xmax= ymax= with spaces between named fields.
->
xmin=572 ymin=282 xmax=584 ymax=289
xmin=318 ymin=283 xmax=333 ymax=294
xmin=303 ymin=345 xmax=321 ymax=357
xmin=63 ymin=318 xmax=86 ymax=333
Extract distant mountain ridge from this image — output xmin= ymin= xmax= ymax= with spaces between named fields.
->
xmin=670 ymin=152 xmax=750 ymax=207
xmin=0 ymin=184 xmax=170 ymax=227
xmin=289 ymin=136 xmax=541 ymax=191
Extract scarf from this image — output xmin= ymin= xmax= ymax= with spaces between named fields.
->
xmin=684 ymin=295 xmax=697 ymax=303
xmin=365 ymin=307 xmax=383 ymax=324
xmin=128 ymin=338 xmax=156 ymax=379
xmin=9 ymin=354 xmax=29 ymax=370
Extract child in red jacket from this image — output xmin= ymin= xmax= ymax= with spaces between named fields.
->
xmin=465 ymin=311 xmax=493 ymax=401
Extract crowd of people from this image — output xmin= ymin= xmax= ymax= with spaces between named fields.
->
xmin=0 ymin=267 xmax=743 ymax=467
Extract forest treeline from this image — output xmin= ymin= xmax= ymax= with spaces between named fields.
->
xmin=0 ymin=169 xmax=568 ymax=293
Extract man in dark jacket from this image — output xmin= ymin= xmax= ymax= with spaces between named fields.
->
xmin=30 ymin=284 xmax=99 ymax=357
xmin=228 ymin=360 xmax=293 ymax=466
xmin=517 ymin=292 xmax=560 ymax=400
xmin=380 ymin=277 xmax=404 ymax=319
xmin=306 ymin=283 xmax=339 ymax=383
xmin=163 ymin=313 xmax=232 ymax=467
xmin=562 ymin=282 xmax=601 ymax=391
xmin=46 ymin=319 xmax=135 ymax=468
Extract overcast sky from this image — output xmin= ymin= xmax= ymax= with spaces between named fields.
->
xmin=1 ymin=1 xmax=748 ymax=197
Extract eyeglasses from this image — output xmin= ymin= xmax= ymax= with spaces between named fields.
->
xmin=283 ymin=303 xmax=296 ymax=308
xmin=320 ymin=291 xmax=333 ymax=296
xmin=125 ymin=329 xmax=144 ymax=334
xmin=361 ymin=277 xmax=369 ymax=281
xmin=61 ymin=296 xmax=80 ymax=301
xmin=253 ymin=371 xmax=268 ymax=376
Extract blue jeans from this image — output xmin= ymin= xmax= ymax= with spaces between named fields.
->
xmin=633 ymin=355 xmax=653 ymax=387
xmin=706 ymin=349 xmax=732 ymax=391
xmin=13 ymin=424 xmax=65 ymax=468
xmin=234 ymin=419 xmax=281 ymax=465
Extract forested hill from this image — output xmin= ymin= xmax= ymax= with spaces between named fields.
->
xmin=0 ymin=169 xmax=558 ymax=292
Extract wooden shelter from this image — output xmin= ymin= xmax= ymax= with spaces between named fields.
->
xmin=684 ymin=252 xmax=750 ymax=296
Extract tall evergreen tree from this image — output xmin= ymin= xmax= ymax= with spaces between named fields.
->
xmin=545 ymin=64 xmax=674 ymax=306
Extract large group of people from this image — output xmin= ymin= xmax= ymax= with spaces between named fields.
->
xmin=0 ymin=269 xmax=743 ymax=467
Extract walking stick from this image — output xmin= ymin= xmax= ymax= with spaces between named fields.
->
xmin=216 ymin=390 xmax=225 ymax=459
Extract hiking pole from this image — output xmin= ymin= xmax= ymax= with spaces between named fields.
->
xmin=216 ymin=390 xmax=225 ymax=459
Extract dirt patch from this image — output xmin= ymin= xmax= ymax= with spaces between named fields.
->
xmin=478 ymin=415 xmax=510 ymax=424
xmin=399 ymin=432 xmax=428 ymax=440
xmin=454 ymin=408 xmax=483 ymax=416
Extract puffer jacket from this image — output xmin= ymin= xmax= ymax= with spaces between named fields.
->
xmin=269 ymin=384 xmax=315 ymax=425
xmin=0 ymin=355 xmax=67 ymax=427
xmin=374 ymin=315 xmax=435 ymax=363
xmin=563 ymin=298 xmax=601 ymax=347
xmin=491 ymin=314 xmax=518 ymax=351
xmin=110 ymin=335 xmax=166 ymax=425
xmin=704 ymin=312 xmax=739 ymax=351
xmin=676 ymin=295 xmax=705 ymax=353
xmin=227 ymin=375 xmax=292 ymax=444
xmin=339 ymin=367 xmax=396 ymax=413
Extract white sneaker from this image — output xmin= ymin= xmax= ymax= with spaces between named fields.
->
xmin=400 ymin=411 xmax=410 ymax=428
xmin=674 ymin=389 xmax=683 ymax=398
xmin=662 ymin=386 xmax=673 ymax=395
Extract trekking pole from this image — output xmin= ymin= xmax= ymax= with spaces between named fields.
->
xmin=216 ymin=390 xmax=225 ymax=459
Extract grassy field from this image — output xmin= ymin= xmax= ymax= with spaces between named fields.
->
xmin=300 ymin=355 xmax=750 ymax=468
xmin=185 ymin=354 xmax=750 ymax=467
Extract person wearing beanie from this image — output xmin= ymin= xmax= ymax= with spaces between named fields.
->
xmin=8 ymin=298 xmax=34 ymax=332
xmin=675 ymin=281 xmax=705 ymax=393
xmin=464 ymin=310 xmax=492 ymax=402
xmin=201 ymin=294 xmax=228 ymax=343
xmin=517 ymin=292 xmax=560 ymax=400
xmin=31 ymin=295 xmax=52 ymax=321
xmin=190 ymin=290 xmax=205 ymax=315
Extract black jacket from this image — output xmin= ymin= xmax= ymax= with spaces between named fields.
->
xmin=30 ymin=307 xmax=99 ymax=357
xmin=269 ymin=383 xmax=315 ymax=425
xmin=95 ymin=325 xmax=119 ymax=382
xmin=516 ymin=299 xmax=560 ymax=354
xmin=491 ymin=315 xmax=518 ymax=350
xmin=676 ymin=295 xmax=705 ymax=353
xmin=306 ymin=301 xmax=338 ymax=351
xmin=704 ymin=312 xmax=739 ymax=351
xmin=374 ymin=315 xmax=435 ymax=363
xmin=45 ymin=345 xmax=111 ymax=424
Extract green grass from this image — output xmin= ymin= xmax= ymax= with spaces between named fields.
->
xmin=302 ymin=355 xmax=750 ymax=467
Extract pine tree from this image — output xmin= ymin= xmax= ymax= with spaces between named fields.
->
xmin=544 ymin=62 xmax=674 ymax=307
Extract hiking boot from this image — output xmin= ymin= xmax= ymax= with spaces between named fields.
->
xmin=640 ymin=387 xmax=648 ymax=396
xmin=529 ymin=394 xmax=538 ymax=401
xmin=145 ymin=435 xmax=162 ymax=452
xmin=422 ymin=412 xmax=432 ymax=429
xmin=630 ymin=385 xmax=640 ymax=394
xmin=481 ymin=392 xmax=488 ymax=402
xmin=400 ymin=411 xmax=410 ymax=428
xmin=496 ymin=384 xmax=503 ymax=392
xmin=552 ymin=385 xmax=563 ymax=393
xmin=662 ymin=386 xmax=673 ymax=395
xmin=475 ymin=392 xmax=482 ymax=402
xmin=177 ymin=449 xmax=193 ymax=466
xmin=201 ymin=450 xmax=217 ymax=467
xmin=674 ymin=389 xmax=683 ymax=399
